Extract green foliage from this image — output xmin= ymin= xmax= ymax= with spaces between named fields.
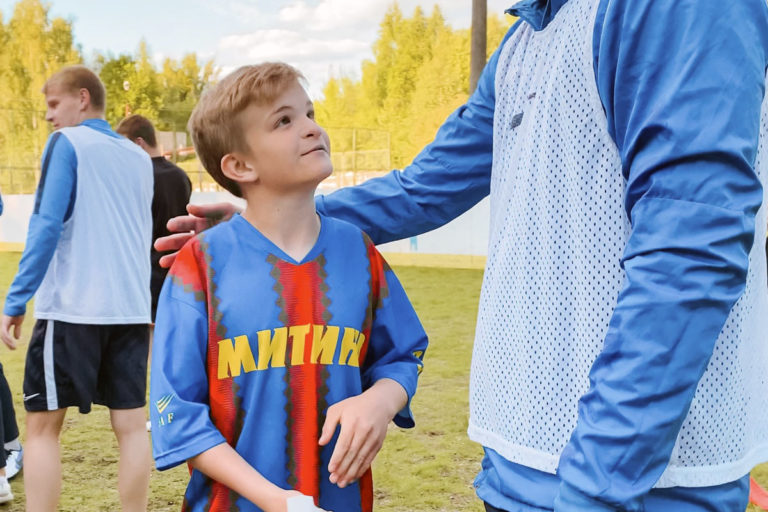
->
xmin=315 ymin=3 xmax=516 ymax=171
xmin=0 ymin=0 xmax=81 ymax=194
xmin=0 ymin=0 xmax=217 ymax=195
xmin=94 ymin=42 xmax=217 ymax=136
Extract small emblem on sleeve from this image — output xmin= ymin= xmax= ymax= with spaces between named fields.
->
xmin=155 ymin=394 xmax=174 ymax=414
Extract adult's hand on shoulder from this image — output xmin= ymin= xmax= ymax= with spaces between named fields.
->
xmin=0 ymin=314 xmax=23 ymax=350
xmin=155 ymin=202 xmax=241 ymax=268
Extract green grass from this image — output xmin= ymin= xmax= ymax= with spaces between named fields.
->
xmin=0 ymin=252 xmax=766 ymax=511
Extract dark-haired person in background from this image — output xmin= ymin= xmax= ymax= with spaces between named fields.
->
xmin=116 ymin=115 xmax=192 ymax=324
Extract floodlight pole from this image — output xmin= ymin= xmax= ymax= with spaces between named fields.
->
xmin=470 ymin=0 xmax=487 ymax=94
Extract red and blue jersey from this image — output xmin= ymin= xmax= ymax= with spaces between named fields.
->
xmin=150 ymin=213 xmax=427 ymax=512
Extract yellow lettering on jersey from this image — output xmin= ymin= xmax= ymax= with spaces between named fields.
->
xmin=289 ymin=324 xmax=311 ymax=366
xmin=256 ymin=327 xmax=287 ymax=370
xmin=413 ymin=350 xmax=425 ymax=375
xmin=311 ymin=324 xmax=340 ymax=365
xmin=338 ymin=327 xmax=364 ymax=367
xmin=217 ymin=335 xmax=257 ymax=379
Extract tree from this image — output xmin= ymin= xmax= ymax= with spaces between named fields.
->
xmin=315 ymin=2 xmax=516 ymax=169
xmin=0 ymin=0 xmax=80 ymax=193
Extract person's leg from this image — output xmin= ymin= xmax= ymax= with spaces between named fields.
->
xmin=0 ymin=362 xmax=22 ymax=480
xmin=23 ymin=320 xmax=102 ymax=510
xmin=99 ymin=324 xmax=150 ymax=512
xmin=24 ymin=409 xmax=67 ymax=512
xmin=109 ymin=407 xmax=150 ymax=512
xmin=0 ymin=364 xmax=7 ymax=476
xmin=0 ymin=362 xmax=17 ymax=445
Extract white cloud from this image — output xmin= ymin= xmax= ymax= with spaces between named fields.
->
xmin=219 ymin=29 xmax=368 ymax=61
xmin=216 ymin=29 xmax=371 ymax=96
xmin=278 ymin=0 xmax=392 ymax=32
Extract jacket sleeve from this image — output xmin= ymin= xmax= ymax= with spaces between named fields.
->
xmin=555 ymin=0 xmax=768 ymax=509
xmin=315 ymin=23 xmax=523 ymax=245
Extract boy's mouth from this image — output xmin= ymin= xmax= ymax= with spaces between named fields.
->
xmin=302 ymin=145 xmax=327 ymax=156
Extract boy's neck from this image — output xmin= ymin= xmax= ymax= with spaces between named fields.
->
xmin=241 ymin=187 xmax=321 ymax=262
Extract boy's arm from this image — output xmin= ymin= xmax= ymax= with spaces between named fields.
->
xmin=319 ymin=246 xmax=428 ymax=487
xmin=190 ymin=443 xmax=305 ymax=512
xmin=150 ymin=277 xmax=227 ymax=470
xmin=1 ymin=133 xmax=76 ymax=347
xmin=318 ymin=377 xmax=406 ymax=488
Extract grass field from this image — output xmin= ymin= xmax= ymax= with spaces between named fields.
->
xmin=0 ymin=251 xmax=765 ymax=511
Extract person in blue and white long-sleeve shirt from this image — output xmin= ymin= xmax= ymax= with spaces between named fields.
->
xmin=0 ymin=65 xmax=153 ymax=511
xmin=156 ymin=0 xmax=768 ymax=510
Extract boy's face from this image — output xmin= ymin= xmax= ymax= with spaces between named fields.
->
xmin=237 ymin=80 xmax=332 ymax=193
xmin=44 ymin=84 xmax=87 ymax=130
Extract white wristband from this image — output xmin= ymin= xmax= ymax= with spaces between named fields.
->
xmin=286 ymin=495 xmax=330 ymax=512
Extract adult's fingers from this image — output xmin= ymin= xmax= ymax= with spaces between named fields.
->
xmin=154 ymin=232 xmax=194 ymax=253
xmin=165 ymin=215 xmax=204 ymax=235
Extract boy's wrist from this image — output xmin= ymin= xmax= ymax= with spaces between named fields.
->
xmin=367 ymin=378 xmax=408 ymax=419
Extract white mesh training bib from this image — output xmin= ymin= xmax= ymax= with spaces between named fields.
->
xmin=467 ymin=0 xmax=768 ymax=487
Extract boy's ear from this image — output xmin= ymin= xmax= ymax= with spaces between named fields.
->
xmin=221 ymin=152 xmax=259 ymax=184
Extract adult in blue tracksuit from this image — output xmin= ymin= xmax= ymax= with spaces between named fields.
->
xmin=159 ymin=0 xmax=768 ymax=509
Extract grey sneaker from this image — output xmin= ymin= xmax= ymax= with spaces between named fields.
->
xmin=4 ymin=447 xmax=21 ymax=480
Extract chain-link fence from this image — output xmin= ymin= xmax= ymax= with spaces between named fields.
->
xmin=0 ymin=120 xmax=392 ymax=195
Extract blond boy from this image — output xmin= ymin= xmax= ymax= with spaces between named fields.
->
xmin=149 ymin=63 xmax=427 ymax=512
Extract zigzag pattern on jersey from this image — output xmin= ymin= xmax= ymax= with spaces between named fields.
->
xmin=269 ymin=253 xmax=331 ymax=506
xmin=171 ymin=234 xmax=245 ymax=512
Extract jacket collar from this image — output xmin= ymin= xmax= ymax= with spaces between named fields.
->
xmin=506 ymin=0 xmax=569 ymax=31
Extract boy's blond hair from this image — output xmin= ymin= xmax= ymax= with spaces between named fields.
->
xmin=188 ymin=62 xmax=304 ymax=197
xmin=43 ymin=65 xmax=106 ymax=112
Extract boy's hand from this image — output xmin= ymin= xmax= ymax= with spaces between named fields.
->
xmin=0 ymin=314 xmax=23 ymax=350
xmin=319 ymin=379 xmax=407 ymax=488
xmin=155 ymin=202 xmax=241 ymax=268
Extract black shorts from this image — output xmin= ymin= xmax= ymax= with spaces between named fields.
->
xmin=23 ymin=320 xmax=149 ymax=414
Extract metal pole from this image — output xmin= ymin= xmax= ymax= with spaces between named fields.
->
xmin=469 ymin=0 xmax=487 ymax=94
xmin=352 ymin=128 xmax=357 ymax=185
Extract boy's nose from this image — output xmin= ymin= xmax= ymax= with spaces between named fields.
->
xmin=303 ymin=120 xmax=322 ymax=138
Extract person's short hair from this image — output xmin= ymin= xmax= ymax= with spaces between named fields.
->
xmin=43 ymin=65 xmax=106 ymax=112
xmin=116 ymin=115 xmax=158 ymax=148
xmin=188 ymin=62 xmax=304 ymax=197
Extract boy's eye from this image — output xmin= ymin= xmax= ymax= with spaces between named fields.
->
xmin=307 ymin=110 xmax=315 ymax=120
xmin=277 ymin=116 xmax=291 ymax=127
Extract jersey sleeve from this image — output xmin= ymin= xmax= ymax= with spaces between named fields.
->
xmin=3 ymin=132 xmax=77 ymax=316
xmin=555 ymin=0 xmax=768 ymax=508
xmin=149 ymin=240 xmax=226 ymax=471
xmin=360 ymin=246 xmax=428 ymax=428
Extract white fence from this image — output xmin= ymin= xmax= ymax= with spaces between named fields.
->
xmin=0 ymin=192 xmax=490 ymax=268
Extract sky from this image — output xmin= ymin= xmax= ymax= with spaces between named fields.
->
xmin=0 ymin=0 xmax=515 ymax=97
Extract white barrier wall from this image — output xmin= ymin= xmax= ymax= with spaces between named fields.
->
xmin=0 ymin=192 xmax=490 ymax=267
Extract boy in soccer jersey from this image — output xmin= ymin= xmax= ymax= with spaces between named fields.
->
xmin=149 ymin=62 xmax=428 ymax=512
xmin=0 ymin=65 xmax=153 ymax=511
